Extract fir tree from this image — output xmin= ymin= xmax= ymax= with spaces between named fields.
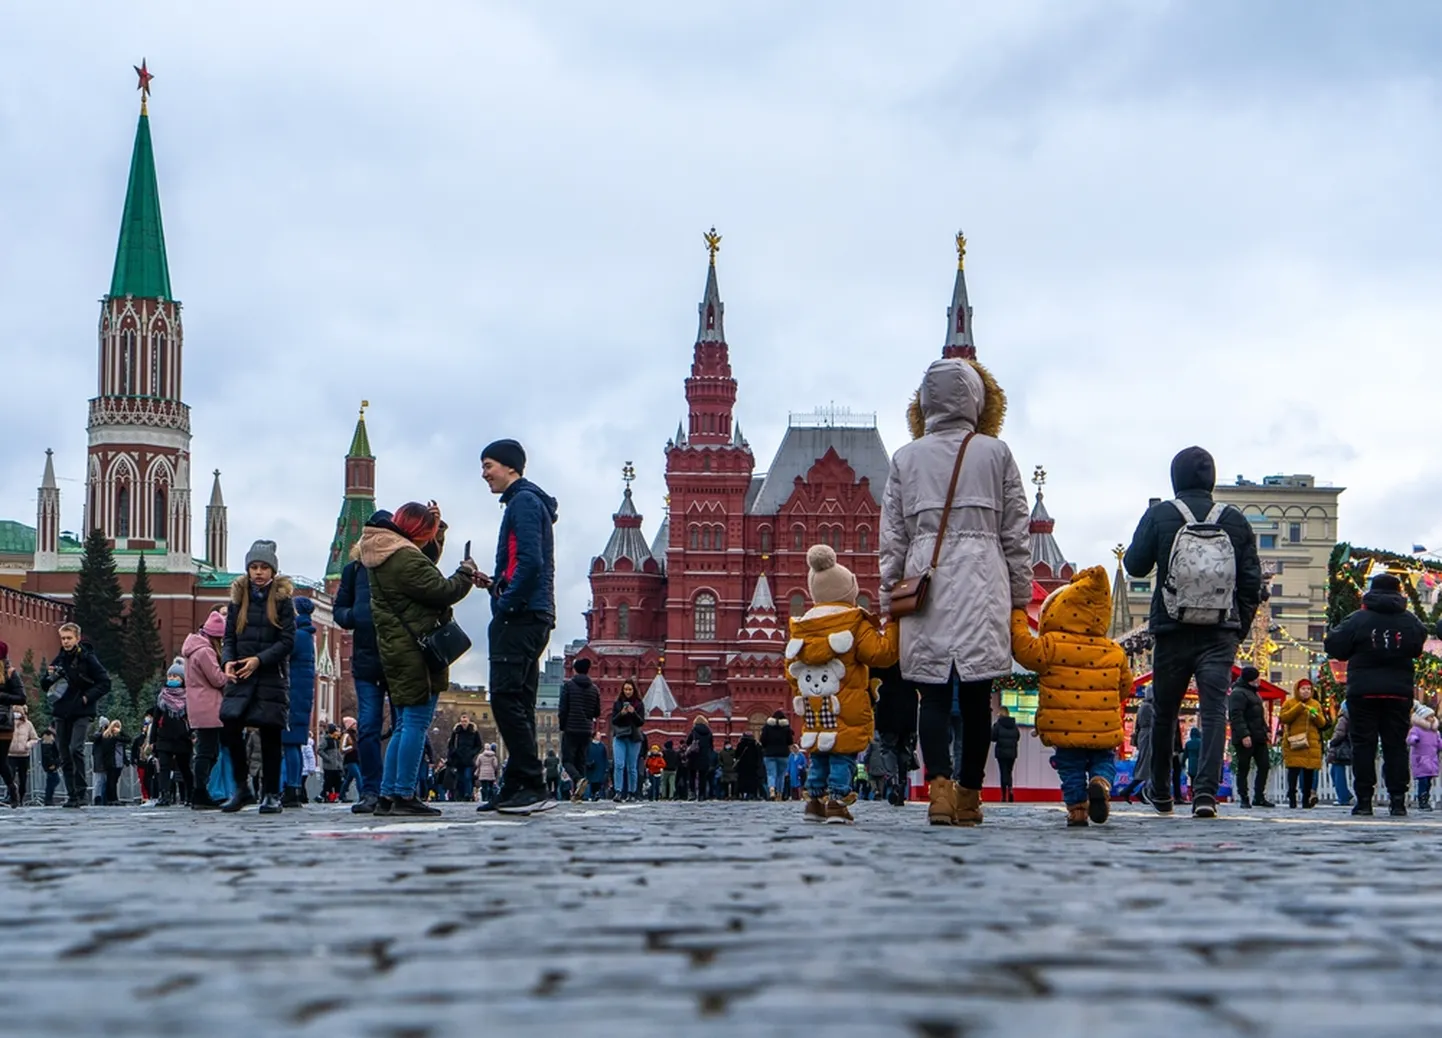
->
xmin=121 ymin=555 xmax=165 ymax=714
xmin=73 ymin=528 xmax=124 ymax=674
xmin=20 ymin=648 xmax=49 ymax=728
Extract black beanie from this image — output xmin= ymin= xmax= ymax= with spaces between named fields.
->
xmin=482 ymin=439 xmax=526 ymax=475
xmin=1371 ymin=573 xmax=1403 ymax=594
xmin=573 ymin=658 xmax=591 ymax=675
xmin=1240 ymin=665 xmax=1260 ymax=684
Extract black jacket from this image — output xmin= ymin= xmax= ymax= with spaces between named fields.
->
xmin=1328 ymin=710 xmax=1353 ymax=765
xmin=735 ymin=734 xmax=763 ymax=792
xmin=1325 ymin=591 xmax=1427 ymax=699
xmin=0 ymin=670 xmax=25 ymax=732
xmin=41 ymin=740 xmax=61 ymax=772
xmin=41 ymin=643 xmax=111 ymax=721
xmin=150 ymin=708 xmax=191 ymax=755
xmin=871 ymin=664 xmax=919 ymax=737
xmin=662 ymin=745 xmax=681 ymax=772
xmin=990 ymin=716 xmax=1021 ymax=762
xmin=221 ymin=577 xmax=296 ymax=730
xmin=685 ymin=723 xmax=714 ymax=766
xmin=1123 ymin=448 xmax=1262 ymax=636
xmin=333 ymin=560 xmax=381 ymax=684
xmin=1228 ymin=679 xmax=1268 ymax=745
xmin=610 ymin=693 xmax=645 ymax=740
xmin=759 ymin=717 xmax=793 ymax=757
xmin=557 ymin=676 xmax=601 ymax=736
xmin=448 ymin=724 xmax=483 ymax=764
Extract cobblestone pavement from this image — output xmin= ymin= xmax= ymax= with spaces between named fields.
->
xmin=2 ymin=798 xmax=1439 ymax=1037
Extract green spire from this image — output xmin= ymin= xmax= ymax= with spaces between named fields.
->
xmin=109 ymin=108 xmax=172 ymax=300
xmin=348 ymin=404 xmax=373 ymax=458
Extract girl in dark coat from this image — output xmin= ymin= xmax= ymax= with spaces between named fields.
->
xmin=610 ymin=679 xmax=646 ymax=801
xmin=734 ymin=731 xmax=764 ymax=800
xmin=685 ymin=717 xmax=714 ymax=801
xmin=0 ymin=643 xmax=26 ymax=805
xmin=151 ymin=659 xmax=192 ymax=806
xmin=281 ymin=597 xmax=317 ymax=807
xmin=220 ymin=540 xmax=296 ymax=815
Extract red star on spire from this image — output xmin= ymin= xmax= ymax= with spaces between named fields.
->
xmin=134 ymin=59 xmax=154 ymax=100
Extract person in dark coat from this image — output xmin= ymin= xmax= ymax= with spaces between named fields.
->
xmin=990 ymin=708 xmax=1021 ymax=802
xmin=447 ymin=715 xmax=484 ymax=801
xmin=610 ymin=679 xmax=646 ymax=801
xmin=1120 ymin=690 xmax=1154 ymax=804
xmin=1184 ymin=727 xmax=1202 ymax=795
xmin=557 ymin=658 xmax=601 ymax=801
xmin=1325 ymin=572 xmax=1428 ymax=816
xmin=759 ymin=711 xmax=794 ymax=801
xmin=685 ymin=717 xmax=714 ymax=801
xmin=585 ymin=733 xmax=610 ymax=800
xmin=871 ymin=663 xmax=919 ymax=806
xmin=151 ymin=660 xmax=193 ymax=806
xmin=360 ymin=503 xmax=476 ymax=816
xmin=1327 ymin=703 xmax=1354 ymax=806
xmin=219 ymin=540 xmax=297 ymax=815
xmin=40 ymin=623 xmax=111 ymax=808
xmin=735 ymin=731 xmax=764 ymax=800
xmin=334 ymin=510 xmax=388 ymax=814
xmin=1228 ymin=666 xmax=1273 ymax=807
xmin=0 ymin=642 xmax=26 ymax=805
xmin=661 ymin=740 xmax=682 ymax=800
xmin=1124 ymin=447 xmax=1261 ymax=818
xmin=280 ymin=596 xmax=317 ymax=807
xmin=40 ymin=730 xmax=62 ymax=806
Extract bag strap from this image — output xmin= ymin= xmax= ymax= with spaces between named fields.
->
xmin=1171 ymin=499 xmax=1199 ymax=526
xmin=929 ymin=432 xmax=976 ymax=573
xmin=1204 ymin=502 xmax=1227 ymax=525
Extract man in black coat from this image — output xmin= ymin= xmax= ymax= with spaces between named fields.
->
xmin=758 ymin=710 xmax=794 ymax=800
xmin=40 ymin=623 xmax=111 ymax=808
xmin=1228 ymin=666 xmax=1274 ymax=808
xmin=990 ymin=708 xmax=1021 ymax=802
xmin=1325 ymin=572 xmax=1427 ymax=816
xmin=1125 ymin=446 xmax=1261 ymax=819
xmin=447 ymin=716 xmax=484 ymax=801
xmin=556 ymin=658 xmax=601 ymax=801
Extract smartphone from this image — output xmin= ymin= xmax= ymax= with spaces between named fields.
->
xmin=463 ymin=540 xmax=472 ymax=560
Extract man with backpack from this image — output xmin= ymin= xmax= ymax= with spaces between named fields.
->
xmin=1125 ymin=447 xmax=1261 ymax=818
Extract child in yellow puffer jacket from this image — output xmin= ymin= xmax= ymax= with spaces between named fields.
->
xmin=1010 ymin=566 xmax=1133 ymax=827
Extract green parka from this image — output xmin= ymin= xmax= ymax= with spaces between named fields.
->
xmin=359 ymin=526 xmax=474 ymax=707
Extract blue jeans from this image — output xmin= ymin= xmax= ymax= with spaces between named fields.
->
xmin=342 ymin=762 xmax=361 ymax=799
xmin=381 ymin=698 xmax=438 ymax=798
xmin=1054 ymin=747 xmax=1118 ymax=804
xmin=455 ymin=766 xmax=475 ymax=801
xmin=1418 ymin=775 xmax=1434 ymax=799
xmin=355 ymin=679 xmax=385 ymax=798
xmin=281 ymin=745 xmax=303 ymax=789
xmin=764 ymin=756 xmax=787 ymax=796
xmin=613 ymin=737 xmax=642 ymax=796
xmin=805 ymin=752 xmax=856 ymax=797
xmin=1331 ymin=763 xmax=1352 ymax=804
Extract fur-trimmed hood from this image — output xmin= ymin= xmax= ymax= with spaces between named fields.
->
xmin=906 ymin=358 xmax=1007 ymax=440
xmin=358 ymin=526 xmax=425 ymax=569
xmin=229 ymin=574 xmax=294 ymax=604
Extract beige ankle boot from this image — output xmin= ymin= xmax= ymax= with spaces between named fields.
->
xmin=954 ymin=786 xmax=984 ymax=826
xmin=927 ymin=777 xmax=958 ymax=826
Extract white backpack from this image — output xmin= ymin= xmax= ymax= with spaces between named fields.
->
xmin=1162 ymin=500 xmax=1237 ymax=625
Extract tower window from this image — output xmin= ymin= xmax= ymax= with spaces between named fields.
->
xmin=689 ymin=525 xmax=699 ymax=550
xmin=116 ymin=484 xmax=131 ymax=538
xmin=759 ymin=526 xmax=772 ymax=553
xmin=696 ymin=664 xmax=712 ymax=684
xmin=153 ymin=487 xmax=167 ymax=542
xmin=617 ymin=602 xmax=630 ymax=640
xmin=792 ymin=525 xmax=804 ymax=550
xmin=857 ymin=527 xmax=870 ymax=552
xmin=789 ymin=592 xmax=806 ymax=618
xmin=1288 ymin=523 xmax=1302 ymax=543
xmin=713 ymin=525 xmax=725 ymax=550
xmin=702 ymin=456 xmax=711 ymax=473
xmin=694 ymin=593 xmax=716 ymax=641
xmin=700 ymin=527 xmax=712 ymax=550
xmin=151 ymin=331 xmax=167 ymax=398
xmin=120 ymin=329 xmax=137 ymax=395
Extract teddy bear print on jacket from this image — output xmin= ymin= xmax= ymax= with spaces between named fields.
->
xmin=785 ymin=606 xmax=899 ymax=757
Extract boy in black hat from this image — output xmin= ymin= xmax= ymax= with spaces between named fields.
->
xmin=1325 ymin=572 xmax=1428 ymax=816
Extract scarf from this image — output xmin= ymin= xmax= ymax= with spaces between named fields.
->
xmin=159 ymin=681 xmax=187 ymax=717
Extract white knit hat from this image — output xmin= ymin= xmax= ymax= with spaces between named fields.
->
xmin=806 ymin=545 xmax=858 ymax=606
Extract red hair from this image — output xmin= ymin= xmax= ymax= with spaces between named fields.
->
xmin=392 ymin=502 xmax=440 ymax=545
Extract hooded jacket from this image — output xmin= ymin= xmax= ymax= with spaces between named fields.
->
xmin=759 ymin=714 xmax=793 ymax=758
xmin=557 ymin=674 xmax=601 ymax=735
xmin=1131 ymin=695 xmax=1154 ymax=776
xmin=448 ymin=722 xmax=483 ymax=765
xmin=283 ymin=597 xmax=317 ymax=746
xmin=1123 ymin=447 xmax=1262 ymax=636
xmin=880 ymin=359 xmax=1032 ymax=684
xmin=1407 ymin=721 xmax=1442 ymax=780
xmin=1010 ymin=566 xmax=1131 ymax=751
xmin=361 ymin=522 xmax=474 ymax=708
xmin=1228 ymin=678 xmax=1269 ymax=746
xmin=0 ymin=672 xmax=26 ymax=733
xmin=1279 ymin=695 xmax=1324 ymax=769
xmin=221 ymin=576 xmax=296 ymax=730
xmin=476 ymin=746 xmax=500 ymax=781
xmin=1327 ymin=708 xmax=1353 ymax=765
xmin=1324 ymin=590 xmax=1427 ymax=699
xmin=182 ymin=632 xmax=227 ymax=730
xmin=785 ymin=603 xmax=899 ymax=756
xmin=333 ymin=555 xmax=381 ymax=684
xmin=990 ymin=715 xmax=1021 ymax=762
xmin=492 ymin=478 xmax=559 ymax=621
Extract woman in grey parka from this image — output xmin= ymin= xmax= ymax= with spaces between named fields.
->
xmin=880 ymin=358 xmax=1032 ymax=826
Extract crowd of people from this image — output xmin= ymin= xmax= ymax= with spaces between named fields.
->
xmin=2 ymin=362 xmax=1439 ymax=829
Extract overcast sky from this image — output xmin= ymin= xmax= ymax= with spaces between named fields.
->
xmin=3 ymin=2 xmax=1440 ymax=681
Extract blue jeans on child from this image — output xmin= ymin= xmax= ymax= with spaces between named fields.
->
xmin=805 ymin=752 xmax=856 ymax=797
xmin=1418 ymin=775 xmax=1434 ymax=800
xmin=764 ymin=756 xmax=787 ymax=796
xmin=380 ymin=698 xmax=438 ymax=798
xmin=1054 ymin=747 xmax=1117 ymax=805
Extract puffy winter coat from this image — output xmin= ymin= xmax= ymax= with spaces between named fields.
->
xmin=1122 ymin=447 xmax=1263 ymax=636
xmin=557 ymin=676 xmax=601 ymax=735
xmin=784 ymin=604 xmax=899 ymax=755
xmin=759 ymin=715 xmax=793 ymax=758
xmin=991 ymin=715 xmax=1021 ymax=762
xmin=333 ymin=557 xmax=382 ymax=684
xmin=871 ymin=664 xmax=919 ymax=737
xmin=41 ymin=643 xmax=110 ymax=721
xmin=1010 ymin=566 xmax=1131 ymax=751
xmin=150 ymin=707 xmax=191 ymax=755
xmin=491 ymin=478 xmax=559 ymax=620
xmin=8 ymin=715 xmax=38 ymax=757
xmin=476 ymin=747 xmax=500 ymax=781
xmin=283 ymin=597 xmax=317 ymax=746
xmin=0 ymin=671 xmax=25 ymax=733
xmin=182 ymin=632 xmax=226 ymax=731
xmin=221 ymin=577 xmax=296 ymax=730
xmin=1327 ymin=708 xmax=1353 ymax=765
xmin=1228 ymin=678 xmax=1269 ymax=746
xmin=879 ymin=359 xmax=1032 ymax=684
xmin=448 ymin=724 xmax=483 ymax=764
xmin=1408 ymin=722 xmax=1442 ymax=780
xmin=360 ymin=524 xmax=474 ymax=708
xmin=1279 ymin=695 xmax=1325 ymax=770
xmin=1325 ymin=591 xmax=1427 ymax=699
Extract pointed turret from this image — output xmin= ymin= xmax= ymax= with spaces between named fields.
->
xmin=643 ymin=670 xmax=679 ymax=717
xmin=109 ymin=97 xmax=172 ymax=301
xmin=942 ymin=230 xmax=975 ymax=360
xmin=740 ymin=573 xmax=783 ymax=645
xmin=598 ymin=485 xmax=655 ymax=572
xmin=1109 ymin=545 xmax=1134 ymax=639
xmin=649 ymin=501 xmax=670 ymax=574
xmin=683 ymin=228 xmax=741 ymax=446
xmin=1028 ymin=466 xmax=1073 ymax=590
xmin=326 ymin=402 xmax=379 ymax=582
xmin=35 ymin=449 xmax=61 ymax=567
xmin=697 ymin=229 xmax=726 ymax=344
xmin=747 ymin=572 xmax=776 ymax=613
xmin=204 ymin=469 xmax=228 ymax=570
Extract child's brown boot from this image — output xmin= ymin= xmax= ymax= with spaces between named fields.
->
xmin=1087 ymin=777 xmax=1112 ymax=824
xmin=803 ymin=795 xmax=827 ymax=823
xmin=954 ymin=786 xmax=984 ymax=827
xmin=1066 ymin=803 xmax=1090 ymax=827
xmin=927 ymin=777 xmax=958 ymax=826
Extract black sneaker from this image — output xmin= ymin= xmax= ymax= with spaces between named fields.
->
xmin=1389 ymin=796 xmax=1408 ymax=817
xmin=1151 ymin=796 xmax=1174 ymax=815
xmin=496 ymin=787 xmax=556 ymax=816
xmin=1352 ymin=798 xmax=1374 ymax=817
xmin=351 ymin=793 xmax=380 ymax=815
xmin=1253 ymin=795 xmax=1277 ymax=808
xmin=374 ymin=796 xmax=394 ymax=817
xmin=61 ymin=798 xmax=83 ymax=809
xmin=389 ymin=796 xmax=442 ymax=817
xmin=477 ymin=787 xmax=517 ymax=813
xmin=1192 ymin=794 xmax=1217 ymax=819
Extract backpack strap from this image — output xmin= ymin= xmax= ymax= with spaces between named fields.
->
xmin=1170 ymin=499 xmax=1199 ymax=526
xmin=1204 ymin=502 xmax=1227 ymax=525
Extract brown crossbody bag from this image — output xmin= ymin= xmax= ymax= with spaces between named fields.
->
xmin=888 ymin=431 xmax=975 ymax=619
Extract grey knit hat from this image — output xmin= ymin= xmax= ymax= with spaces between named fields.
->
xmin=245 ymin=539 xmax=280 ymax=572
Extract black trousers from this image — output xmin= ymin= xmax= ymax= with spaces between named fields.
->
xmin=917 ymin=673 xmax=993 ymax=788
xmin=222 ymin=722 xmax=282 ymax=796
xmin=997 ymin=758 xmax=1015 ymax=794
xmin=0 ymin=736 xmax=13 ymax=803
xmin=1232 ymin=742 xmax=1269 ymax=801
xmin=53 ymin=717 xmax=90 ymax=803
xmin=157 ymin=750 xmax=192 ymax=801
xmin=1348 ymin=696 xmax=1410 ymax=800
xmin=192 ymin=728 xmax=221 ymax=799
xmin=560 ymin=732 xmax=589 ymax=785
xmin=488 ymin=613 xmax=553 ymax=793
xmin=9 ymin=750 xmax=28 ymax=804
xmin=1286 ymin=766 xmax=1316 ymax=804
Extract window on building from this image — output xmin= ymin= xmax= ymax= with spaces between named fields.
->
xmin=1271 ymin=583 xmax=1284 ymax=599
xmin=1259 ymin=534 xmax=1277 ymax=549
xmin=689 ymin=525 xmax=699 ymax=550
xmin=1271 ymin=560 xmax=1285 ymax=574
xmin=120 ymin=329 xmax=136 ymax=395
xmin=1308 ymin=624 xmax=1327 ymax=642
xmin=1288 ymin=523 xmax=1302 ymax=543
xmin=857 ymin=527 xmax=870 ymax=552
xmin=792 ymin=525 xmax=804 ymax=550
xmin=617 ymin=602 xmax=629 ymax=640
xmin=1130 ymin=581 xmax=1150 ymax=594
xmin=789 ymin=592 xmax=806 ymax=618
xmin=694 ymin=593 xmax=716 ymax=640
xmin=713 ymin=525 xmax=725 ymax=550
xmin=116 ymin=484 xmax=130 ymax=538
xmin=153 ymin=487 xmax=166 ymax=542
xmin=696 ymin=664 xmax=713 ymax=685
xmin=702 ymin=456 xmax=711 ymax=473
xmin=1270 ymin=671 xmax=1283 ymax=684
xmin=700 ymin=527 xmax=711 ymax=550
xmin=857 ymin=593 xmax=871 ymax=612
xmin=759 ymin=527 xmax=772 ymax=553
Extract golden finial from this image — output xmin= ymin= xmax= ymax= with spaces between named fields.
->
xmin=955 ymin=229 xmax=967 ymax=271
xmin=704 ymin=227 xmax=722 ymax=265
xmin=359 ymin=399 xmax=369 ymax=420
xmin=1032 ymin=465 xmax=1046 ymax=489
xmin=622 ymin=461 xmax=635 ymax=490
xmin=1113 ymin=543 xmax=1126 ymax=563
xmin=663 ymin=493 xmax=671 ymax=513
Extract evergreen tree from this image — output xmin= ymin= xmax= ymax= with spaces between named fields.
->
xmin=20 ymin=648 xmax=49 ymax=728
xmin=121 ymin=554 xmax=165 ymax=715
xmin=73 ymin=528 xmax=124 ymax=674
